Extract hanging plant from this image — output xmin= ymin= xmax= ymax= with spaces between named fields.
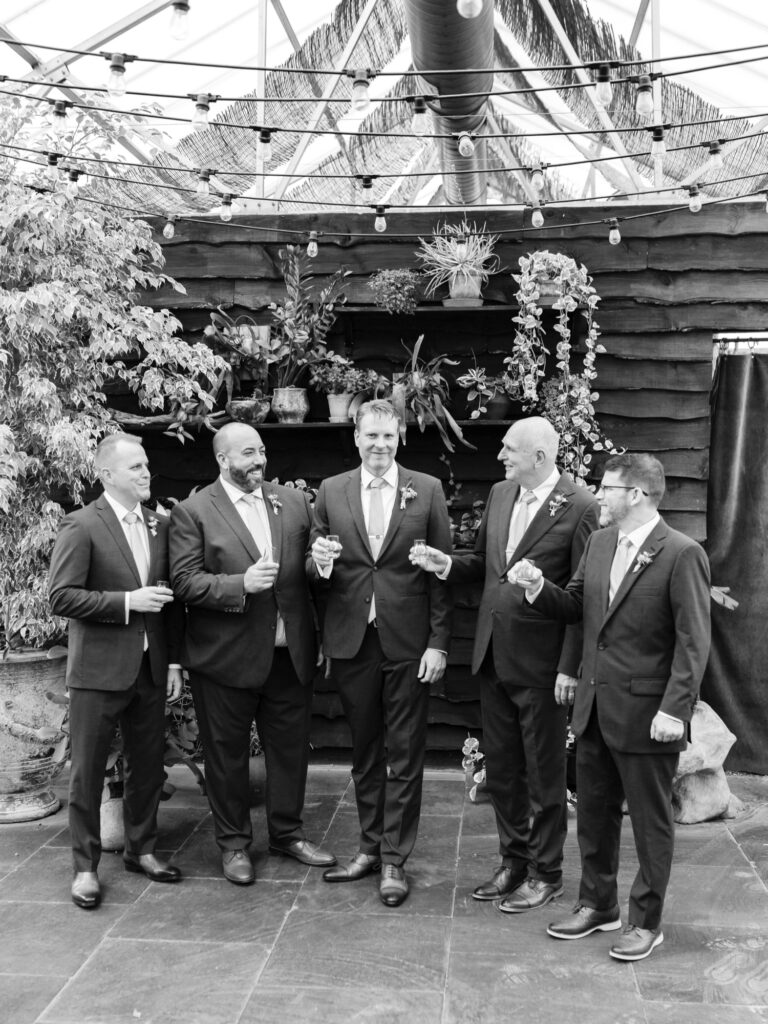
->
xmin=506 ymin=251 xmax=617 ymax=483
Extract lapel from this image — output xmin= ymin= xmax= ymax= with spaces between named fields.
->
xmin=209 ymin=480 xmax=261 ymax=563
xmin=496 ymin=482 xmax=519 ymax=569
xmin=511 ymin=473 xmax=576 ymax=566
xmin=344 ymin=468 xmax=370 ymax=553
xmin=602 ymin=519 xmax=668 ymax=627
xmin=95 ymin=496 xmax=142 ymax=586
xmin=262 ymin=486 xmax=283 ymax=561
xmin=378 ymin=466 xmax=410 ymax=559
xmin=141 ymin=505 xmax=159 ymax=581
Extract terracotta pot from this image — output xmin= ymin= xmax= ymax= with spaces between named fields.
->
xmin=0 ymin=648 xmax=69 ymax=822
xmin=444 ymin=269 xmax=483 ymax=307
xmin=326 ymin=392 xmax=354 ymax=423
xmin=484 ymin=394 xmax=513 ymax=420
xmin=271 ymin=387 xmax=309 ymax=423
xmin=226 ymin=397 xmax=271 ymax=424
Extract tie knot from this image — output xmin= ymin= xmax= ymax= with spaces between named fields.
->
xmin=521 ymin=490 xmax=536 ymax=506
xmin=124 ymin=512 xmax=140 ymax=525
xmin=242 ymin=492 xmax=260 ymax=506
xmin=618 ymin=536 xmax=631 ymax=550
xmin=369 ymin=477 xmax=387 ymax=490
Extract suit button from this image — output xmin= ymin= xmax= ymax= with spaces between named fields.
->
xmin=499 ymin=576 xmax=506 ymax=584
xmin=373 ymin=566 xmax=378 ymax=572
xmin=597 ymin=642 xmax=606 ymax=650
xmin=590 ymin=678 xmax=595 ymax=686
xmin=364 ymin=597 xmax=370 ymax=604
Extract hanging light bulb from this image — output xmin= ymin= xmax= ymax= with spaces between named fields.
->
xmin=707 ymin=140 xmax=724 ymax=172
xmin=456 ymin=0 xmax=483 ymax=18
xmin=531 ymin=204 xmax=545 ymax=229
xmin=635 ymin=75 xmax=654 ymax=119
xmin=350 ymin=71 xmax=370 ymax=113
xmin=650 ymin=126 xmax=666 ymax=159
xmin=687 ymin=185 xmax=702 ymax=214
xmin=219 ymin=195 xmax=235 ymax=223
xmin=196 ymin=169 xmax=211 ymax=196
xmin=107 ymin=54 xmax=127 ymax=99
xmin=307 ymin=231 xmax=319 ymax=258
xmin=457 ymin=131 xmax=475 ymax=158
xmin=529 ymin=163 xmax=545 ymax=193
xmin=608 ymin=219 xmax=622 ymax=246
xmin=360 ymin=175 xmax=374 ymax=191
xmin=162 ymin=216 xmax=177 ymax=240
xmin=595 ymin=64 xmax=613 ymax=107
xmin=64 ymin=169 xmax=81 ymax=197
xmin=764 ymin=192 xmax=768 ymax=215
xmin=45 ymin=152 xmax=61 ymax=183
xmin=170 ymin=1 xmax=190 ymax=40
xmin=374 ymin=206 xmax=387 ymax=233
xmin=192 ymin=94 xmax=210 ymax=132
xmin=411 ymin=96 xmax=429 ymax=136
xmin=258 ymin=129 xmax=273 ymax=164
xmin=50 ymin=100 xmax=70 ymax=137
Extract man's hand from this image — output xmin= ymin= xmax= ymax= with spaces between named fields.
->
xmin=243 ymin=560 xmax=279 ymax=594
xmin=417 ymin=648 xmax=446 ymax=685
xmin=555 ymin=673 xmax=578 ymax=706
xmin=650 ymin=712 xmax=684 ymax=743
xmin=311 ymin=536 xmax=341 ymax=569
xmin=408 ymin=544 xmax=449 ymax=574
xmin=128 ymin=586 xmax=175 ymax=613
xmin=166 ymin=667 xmax=184 ymax=702
xmin=508 ymin=559 xmax=543 ymax=590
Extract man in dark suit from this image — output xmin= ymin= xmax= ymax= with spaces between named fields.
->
xmin=412 ymin=417 xmax=599 ymax=913
xmin=310 ymin=399 xmax=452 ymax=906
xmin=169 ymin=422 xmax=335 ymax=885
xmin=49 ymin=433 xmax=184 ymax=909
xmin=512 ymin=453 xmax=710 ymax=961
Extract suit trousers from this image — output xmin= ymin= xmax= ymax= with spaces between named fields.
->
xmin=480 ymin=648 xmax=568 ymax=883
xmin=331 ymin=624 xmax=429 ymax=867
xmin=68 ymin=654 xmax=166 ymax=872
xmin=190 ymin=648 xmax=312 ymax=851
xmin=576 ymin=706 xmax=679 ymax=930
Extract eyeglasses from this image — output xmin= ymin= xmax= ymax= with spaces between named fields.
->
xmin=598 ymin=484 xmax=649 ymax=496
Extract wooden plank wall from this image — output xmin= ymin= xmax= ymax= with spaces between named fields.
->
xmin=139 ymin=203 xmax=765 ymax=750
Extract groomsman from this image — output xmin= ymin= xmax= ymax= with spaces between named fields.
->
xmin=49 ymin=433 xmax=184 ymax=909
xmin=512 ymin=453 xmax=710 ymax=960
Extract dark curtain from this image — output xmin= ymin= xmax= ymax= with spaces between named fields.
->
xmin=702 ymin=353 xmax=768 ymax=773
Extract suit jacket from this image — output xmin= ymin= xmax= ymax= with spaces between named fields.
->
xmin=169 ymin=480 xmax=317 ymax=688
xmin=449 ymin=473 xmax=599 ymax=684
xmin=48 ymin=497 xmax=181 ymax=691
xmin=310 ymin=465 xmax=452 ymax=661
xmin=533 ymin=518 xmax=711 ymax=753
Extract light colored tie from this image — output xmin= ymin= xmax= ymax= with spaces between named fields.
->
xmin=124 ymin=512 xmax=149 ymax=585
xmin=506 ymin=489 xmax=536 ymax=562
xmin=241 ymin=492 xmax=272 ymax=561
xmin=367 ymin=478 xmax=387 ymax=560
xmin=608 ymin=536 xmax=633 ymax=603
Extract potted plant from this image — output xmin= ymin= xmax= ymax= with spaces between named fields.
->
xmin=416 ymin=220 xmax=502 ymax=306
xmin=310 ymin=355 xmax=383 ymax=422
xmin=203 ymin=307 xmax=275 ymax=423
xmin=368 ymin=268 xmax=421 ymax=315
xmin=456 ymin=362 xmax=517 ymax=419
xmin=269 ymin=245 xmax=349 ymax=422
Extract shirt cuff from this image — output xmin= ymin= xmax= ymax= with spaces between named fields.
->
xmin=167 ymin=664 xmax=182 ymax=670
xmin=436 ymin=556 xmax=452 ymax=581
xmin=314 ymin=559 xmax=333 ymax=579
xmin=524 ymin=578 xmax=545 ymax=603
xmin=124 ymin=592 xmax=130 ymax=624
xmin=657 ymin=710 xmax=683 ymax=725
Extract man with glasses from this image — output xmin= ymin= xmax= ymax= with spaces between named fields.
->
xmin=510 ymin=453 xmax=710 ymax=961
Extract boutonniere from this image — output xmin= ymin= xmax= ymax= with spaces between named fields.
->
xmin=633 ymin=550 xmax=655 ymax=573
xmin=267 ymin=493 xmax=282 ymax=516
xmin=400 ymin=481 xmax=417 ymax=510
xmin=147 ymin=516 xmax=159 ymax=537
xmin=548 ymin=494 xmax=568 ymax=517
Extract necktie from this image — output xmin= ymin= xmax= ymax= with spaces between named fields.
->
xmin=608 ymin=536 xmax=633 ymax=603
xmin=506 ymin=489 xmax=536 ymax=562
xmin=124 ymin=512 xmax=149 ymax=585
xmin=241 ymin=492 xmax=272 ymax=561
xmin=367 ymin=478 xmax=387 ymax=560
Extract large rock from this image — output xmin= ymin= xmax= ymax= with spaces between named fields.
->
xmin=672 ymin=701 xmax=742 ymax=823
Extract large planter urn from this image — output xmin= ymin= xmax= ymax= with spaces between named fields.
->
xmin=444 ymin=269 xmax=483 ymax=308
xmin=326 ymin=392 xmax=354 ymax=423
xmin=0 ymin=647 xmax=69 ymax=822
xmin=226 ymin=396 xmax=271 ymax=424
xmin=271 ymin=387 xmax=309 ymax=423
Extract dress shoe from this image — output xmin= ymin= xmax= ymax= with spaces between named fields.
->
xmin=269 ymin=838 xmax=336 ymax=867
xmin=547 ymin=903 xmax=621 ymax=939
xmin=609 ymin=925 xmax=664 ymax=961
xmin=71 ymin=871 xmax=101 ymax=910
xmin=222 ymin=850 xmax=255 ymax=885
xmin=472 ymin=866 xmax=527 ymax=902
xmin=323 ymin=852 xmax=381 ymax=883
xmin=379 ymin=864 xmax=409 ymax=907
xmin=498 ymin=878 xmax=564 ymax=914
xmin=124 ymin=853 xmax=182 ymax=883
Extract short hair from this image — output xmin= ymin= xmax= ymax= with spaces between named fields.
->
xmin=512 ymin=417 xmax=560 ymax=463
xmin=354 ymin=399 xmax=402 ymax=429
xmin=94 ymin=432 xmax=143 ymax=474
xmin=603 ymin=452 xmax=665 ymax=505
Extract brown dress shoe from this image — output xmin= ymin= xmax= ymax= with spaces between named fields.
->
xmin=379 ymin=864 xmax=409 ymax=907
xmin=124 ymin=853 xmax=182 ymax=883
xmin=472 ymin=866 xmax=527 ymax=902
xmin=609 ymin=925 xmax=664 ymax=961
xmin=323 ymin=852 xmax=381 ymax=883
xmin=222 ymin=850 xmax=255 ymax=885
xmin=269 ymin=838 xmax=337 ymax=867
xmin=71 ymin=871 xmax=101 ymax=910
xmin=498 ymin=878 xmax=563 ymax=914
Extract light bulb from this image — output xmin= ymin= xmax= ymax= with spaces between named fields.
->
xmin=50 ymin=101 xmax=69 ymax=137
xmin=650 ymin=127 xmax=666 ymax=158
xmin=374 ymin=207 xmax=387 ymax=233
xmin=46 ymin=153 xmax=60 ymax=182
xmin=530 ymin=164 xmax=545 ymax=192
xmin=108 ymin=65 xmax=126 ymax=99
xmin=708 ymin=141 xmax=723 ymax=172
xmin=162 ymin=217 xmax=176 ymax=240
xmin=258 ymin=129 xmax=272 ymax=164
xmin=531 ymin=206 xmax=544 ymax=229
xmin=456 ymin=0 xmax=483 ymax=18
xmin=196 ymin=171 xmax=210 ymax=196
xmin=457 ymin=132 xmax=475 ymax=158
xmin=65 ymin=170 xmax=80 ymax=197
xmin=764 ymin=193 xmax=768 ymax=215
xmin=688 ymin=186 xmax=702 ymax=214
xmin=219 ymin=196 xmax=234 ymax=222
xmin=192 ymin=95 xmax=209 ymax=132
xmin=595 ymin=64 xmax=613 ymax=107
xmin=307 ymin=231 xmax=319 ymax=258
xmin=608 ymin=219 xmax=621 ymax=246
xmin=170 ymin=1 xmax=190 ymax=40
xmin=635 ymin=75 xmax=654 ymax=119
xmin=412 ymin=97 xmax=429 ymax=136
xmin=351 ymin=72 xmax=370 ymax=113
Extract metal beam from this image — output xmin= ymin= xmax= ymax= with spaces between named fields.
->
xmin=629 ymin=0 xmax=652 ymax=49
xmin=485 ymin=109 xmax=538 ymax=203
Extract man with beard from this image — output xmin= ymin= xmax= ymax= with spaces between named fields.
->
xmin=170 ymin=423 xmax=335 ymax=884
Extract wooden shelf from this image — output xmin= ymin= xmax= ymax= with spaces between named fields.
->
xmin=341 ymin=303 xmax=517 ymax=313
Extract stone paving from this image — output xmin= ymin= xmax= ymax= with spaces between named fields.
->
xmin=0 ymin=765 xmax=766 ymax=1024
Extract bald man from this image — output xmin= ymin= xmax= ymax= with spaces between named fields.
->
xmin=412 ymin=418 xmax=599 ymax=914
xmin=170 ymin=423 xmax=335 ymax=885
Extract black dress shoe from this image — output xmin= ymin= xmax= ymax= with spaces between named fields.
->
xmin=269 ymin=838 xmax=337 ymax=867
xmin=71 ymin=871 xmax=101 ymax=909
xmin=498 ymin=878 xmax=564 ymax=914
xmin=472 ymin=866 xmax=527 ymax=902
xmin=323 ymin=852 xmax=381 ymax=883
xmin=222 ymin=850 xmax=255 ymax=885
xmin=379 ymin=864 xmax=409 ymax=907
xmin=124 ymin=853 xmax=182 ymax=883
xmin=547 ymin=903 xmax=621 ymax=939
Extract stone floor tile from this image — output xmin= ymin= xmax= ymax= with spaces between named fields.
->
xmin=0 ymin=901 xmax=126 ymax=975
xmin=0 ymin=973 xmax=70 ymax=1024
xmin=642 ymin=1002 xmax=768 ymax=1023
xmin=420 ymin=775 xmax=467 ymax=816
xmin=0 ymin=845 xmax=152 ymax=905
xmin=0 ymin=818 xmax=68 ymax=871
xmin=662 ymin=863 xmax=767 ymax=928
xmin=240 ymin=986 xmax=443 ymax=1024
xmin=445 ymin=987 xmax=647 ymax=1024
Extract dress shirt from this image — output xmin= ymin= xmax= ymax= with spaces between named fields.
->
xmin=219 ymin=476 xmax=286 ymax=646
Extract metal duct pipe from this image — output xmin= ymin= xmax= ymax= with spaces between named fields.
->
xmin=404 ymin=0 xmax=495 ymax=205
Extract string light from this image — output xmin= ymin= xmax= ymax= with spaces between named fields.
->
xmin=764 ymin=192 xmax=768 ymax=215
xmin=359 ymin=175 xmax=375 ymax=190
xmin=196 ymin=169 xmax=212 ymax=195
xmin=169 ymin=1 xmax=190 ymax=41
xmin=687 ymin=185 xmax=702 ymax=213
xmin=306 ymin=230 xmax=319 ymax=257
xmin=411 ymin=96 xmax=429 ymax=136
xmin=635 ymin=75 xmax=654 ymax=119
xmin=529 ymin=163 xmax=545 ymax=192
xmin=106 ymin=54 xmax=128 ymax=99
xmin=456 ymin=0 xmax=483 ymax=18
xmin=531 ymin=203 xmax=545 ymax=229
xmin=45 ymin=152 xmax=61 ymax=182
xmin=218 ymin=194 xmax=236 ymax=222
xmin=50 ymin=100 xmax=71 ymax=137
xmin=457 ymin=131 xmax=475 ymax=158
xmin=350 ymin=70 xmax=371 ymax=113
xmin=258 ymin=129 xmax=273 ymax=163
xmin=162 ymin=216 xmax=177 ymax=239
xmin=707 ymin=140 xmax=724 ymax=171
xmin=191 ymin=93 xmax=214 ymax=132
xmin=650 ymin=126 xmax=666 ymax=158
xmin=64 ymin=168 xmax=81 ymax=197
xmin=594 ymin=63 xmax=613 ymax=107
xmin=608 ymin=218 xmax=622 ymax=245
xmin=373 ymin=206 xmax=387 ymax=232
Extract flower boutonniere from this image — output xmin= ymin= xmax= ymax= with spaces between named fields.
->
xmin=267 ymin=492 xmax=282 ymax=516
xmin=632 ymin=550 xmax=655 ymax=573
xmin=400 ymin=481 xmax=417 ymax=510
xmin=147 ymin=516 xmax=159 ymax=537
xmin=548 ymin=494 xmax=568 ymax=517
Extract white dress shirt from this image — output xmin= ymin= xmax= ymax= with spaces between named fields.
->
xmin=104 ymin=491 xmax=150 ymax=627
